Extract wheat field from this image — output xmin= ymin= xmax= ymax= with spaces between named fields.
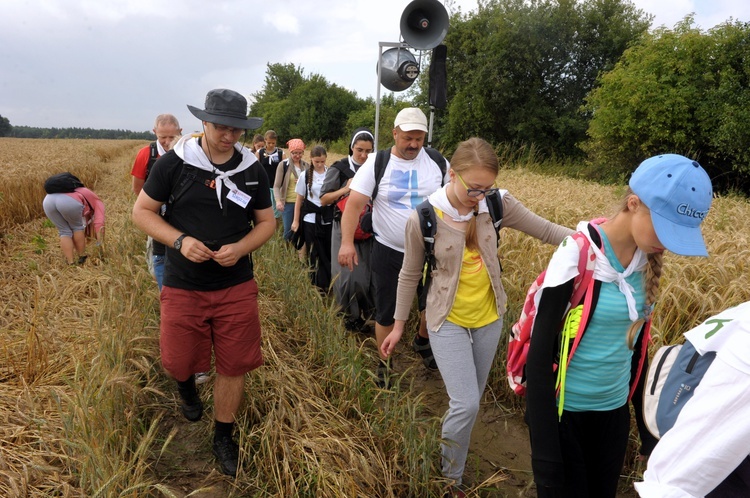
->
xmin=1 ymin=137 xmax=748 ymax=497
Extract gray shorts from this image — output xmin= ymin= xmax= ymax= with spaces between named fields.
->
xmin=43 ymin=194 xmax=85 ymax=237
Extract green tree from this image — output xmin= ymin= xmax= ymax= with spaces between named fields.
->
xmin=249 ymin=64 xmax=367 ymax=144
xmin=583 ymin=18 xmax=750 ymax=189
xmin=433 ymin=0 xmax=650 ymax=155
xmin=0 ymin=114 xmax=11 ymax=136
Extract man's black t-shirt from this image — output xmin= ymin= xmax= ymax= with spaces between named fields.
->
xmin=143 ymin=147 xmax=271 ymax=291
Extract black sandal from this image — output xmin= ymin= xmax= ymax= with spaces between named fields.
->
xmin=412 ymin=335 xmax=438 ymax=370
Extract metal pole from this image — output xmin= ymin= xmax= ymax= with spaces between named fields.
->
xmin=375 ymin=43 xmax=384 ymax=150
xmin=428 ymin=106 xmax=435 ymax=147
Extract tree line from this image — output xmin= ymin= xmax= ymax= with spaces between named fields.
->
xmin=3 ymin=0 xmax=748 ymax=192
xmin=1 ymin=122 xmax=153 ymax=140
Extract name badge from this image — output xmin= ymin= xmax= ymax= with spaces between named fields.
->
xmin=227 ymin=188 xmax=251 ymax=208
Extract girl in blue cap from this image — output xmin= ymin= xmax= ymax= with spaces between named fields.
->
xmin=525 ymin=154 xmax=713 ymax=497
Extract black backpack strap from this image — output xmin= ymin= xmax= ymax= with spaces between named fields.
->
xmin=145 ymin=141 xmax=159 ymax=180
xmin=423 ymin=147 xmax=447 ymax=186
xmin=371 ymin=150 xmax=391 ymax=202
xmin=163 ymin=162 xmax=197 ymax=220
xmin=417 ymin=200 xmax=438 ymax=310
xmin=332 ymin=159 xmax=355 ymax=181
xmin=485 ymin=191 xmax=504 ymax=247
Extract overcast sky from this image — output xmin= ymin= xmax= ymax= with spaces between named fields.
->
xmin=1 ymin=0 xmax=748 ymax=132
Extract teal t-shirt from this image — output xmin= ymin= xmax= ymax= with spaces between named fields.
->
xmin=560 ymin=230 xmax=646 ymax=412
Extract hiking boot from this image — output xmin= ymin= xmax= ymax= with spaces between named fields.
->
xmin=180 ymin=397 xmax=203 ymax=422
xmin=413 ymin=335 xmax=438 ymax=370
xmin=194 ymin=372 xmax=210 ymax=385
xmin=213 ymin=436 xmax=239 ymax=477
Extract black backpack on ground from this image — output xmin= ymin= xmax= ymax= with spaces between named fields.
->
xmin=416 ymin=191 xmax=504 ymax=309
xmin=44 ymin=172 xmax=84 ymax=194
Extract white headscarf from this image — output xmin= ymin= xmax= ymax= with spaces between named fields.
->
xmin=173 ymin=135 xmax=258 ymax=208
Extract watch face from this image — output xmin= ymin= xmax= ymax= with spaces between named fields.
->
xmin=174 ymin=235 xmax=184 ymax=250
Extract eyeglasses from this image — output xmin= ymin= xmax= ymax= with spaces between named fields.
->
xmin=211 ymin=123 xmax=244 ymax=136
xmin=456 ymin=173 xmax=499 ymax=198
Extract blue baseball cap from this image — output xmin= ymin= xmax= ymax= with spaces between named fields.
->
xmin=630 ymin=154 xmax=713 ymax=257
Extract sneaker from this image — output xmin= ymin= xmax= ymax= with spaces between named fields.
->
xmin=412 ymin=335 xmax=438 ymax=370
xmin=213 ymin=436 xmax=239 ymax=477
xmin=194 ymin=372 xmax=210 ymax=385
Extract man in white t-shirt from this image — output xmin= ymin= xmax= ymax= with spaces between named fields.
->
xmin=338 ymin=107 xmax=450 ymax=386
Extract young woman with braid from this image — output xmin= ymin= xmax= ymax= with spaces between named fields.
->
xmin=292 ymin=145 xmax=333 ymax=291
xmin=525 ymin=154 xmax=713 ymax=498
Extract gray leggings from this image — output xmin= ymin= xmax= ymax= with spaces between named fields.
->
xmin=429 ymin=318 xmax=503 ymax=483
xmin=43 ymin=194 xmax=85 ymax=237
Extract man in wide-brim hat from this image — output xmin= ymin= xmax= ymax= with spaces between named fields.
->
xmin=133 ymin=88 xmax=275 ymax=478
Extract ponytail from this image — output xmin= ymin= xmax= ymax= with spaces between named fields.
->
xmin=465 ymin=205 xmax=480 ymax=251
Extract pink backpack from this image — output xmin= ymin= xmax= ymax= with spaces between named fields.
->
xmin=506 ymin=226 xmax=599 ymax=397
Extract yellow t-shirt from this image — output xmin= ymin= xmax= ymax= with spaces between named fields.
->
xmin=436 ymin=209 xmax=498 ymax=328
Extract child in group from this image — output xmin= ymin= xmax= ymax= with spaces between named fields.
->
xmin=274 ymin=138 xmax=309 ymax=242
xmin=257 ymin=130 xmax=284 ymax=221
xmin=525 ymin=154 xmax=713 ymax=498
xmin=381 ymin=137 xmax=572 ymax=496
xmin=292 ymin=145 xmax=333 ymax=291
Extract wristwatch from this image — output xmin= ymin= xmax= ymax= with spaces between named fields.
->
xmin=173 ymin=233 xmax=187 ymax=251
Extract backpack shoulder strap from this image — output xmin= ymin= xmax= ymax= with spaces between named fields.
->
xmin=485 ymin=191 xmax=504 ymax=246
xmin=145 ymin=142 xmax=159 ymax=179
xmin=164 ymin=161 xmax=198 ymax=219
xmin=417 ymin=199 xmax=438 ymax=310
xmin=332 ymin=159 xmax=354 ymax=180
xmin=423 ymin=147 xmax=448 ymax=185
xmin=371 ymin=149 xmax=391 ymax=202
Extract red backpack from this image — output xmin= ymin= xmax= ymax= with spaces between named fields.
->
xmin=507 ymin=219 xmax=651 ymax=414
xmin=507 ymin=229 xmax=597 ymax=398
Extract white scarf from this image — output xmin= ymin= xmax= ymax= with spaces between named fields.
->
xmin=541 ymin=220 xmax=648 ymax=322
xmin=156 ymin=140 xmax=167 ymax=156
xmin=173 ymin=135 xmax=257 ymax=208
xmin=427 ymin=184 xmax=488 ymax=222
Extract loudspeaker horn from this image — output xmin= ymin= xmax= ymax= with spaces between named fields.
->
xmin=400 ymin=0 xmax=449 ymax=50
xmin=377 ymin=47 xmax=420 ymax=92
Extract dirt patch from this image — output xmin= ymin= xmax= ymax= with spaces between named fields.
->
xmin=397 ymin=346 xmax=639 ymax=497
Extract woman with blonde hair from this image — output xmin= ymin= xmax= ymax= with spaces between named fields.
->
xmin=525 ymin=154 xmax=713 ymax=497
xmin=382 ymin=137 xmax=571 ymax=496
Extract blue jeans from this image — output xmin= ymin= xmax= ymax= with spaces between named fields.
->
xmin=153 ymin=255 xmax=165 ymax=291
xmin=282 ymin=202 xmax=295 ymax=241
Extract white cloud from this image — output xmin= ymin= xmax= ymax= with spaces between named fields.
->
xmin=213 ymin=24 xmax=233 ymax=43
xmin=0 ymin=0 xmax=747 ymax=130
